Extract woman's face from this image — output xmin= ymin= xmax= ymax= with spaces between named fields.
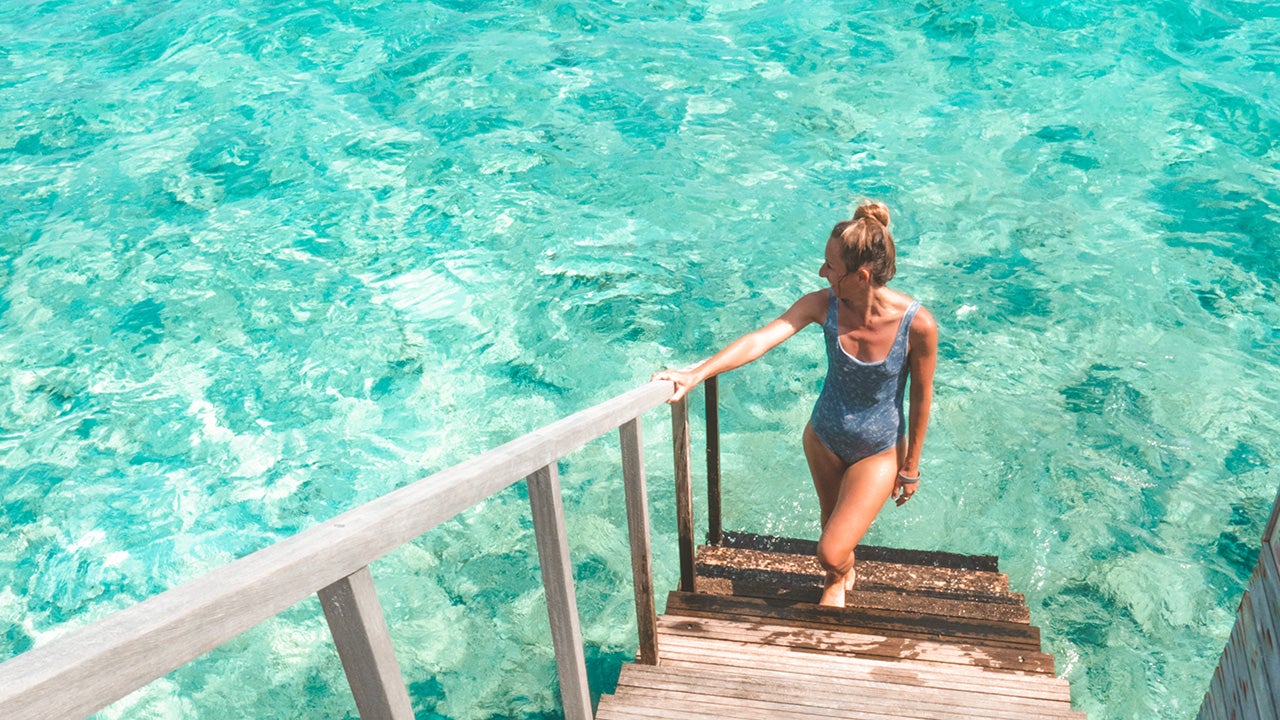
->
xmin=820 ymin=236 xmax=848 ymax=288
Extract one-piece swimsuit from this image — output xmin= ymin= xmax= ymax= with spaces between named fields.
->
xmin=810 ymin=290 xmax=920 ymax=465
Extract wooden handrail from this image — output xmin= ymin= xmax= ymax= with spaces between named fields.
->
xmin=0 ymin=379 xmax=674 ymax=720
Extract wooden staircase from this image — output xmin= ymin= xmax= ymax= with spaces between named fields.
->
xmin=596 ymin=532 xmax=1083 ymax=719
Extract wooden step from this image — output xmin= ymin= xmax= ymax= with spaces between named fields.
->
xmin=721 ymin=532 xmax=1000 ymax=572
xmin=696 ymin=544 xmax=1014 ymax=597
xmin=598 ymin=663 xmax=1083 ymax=720
xmin=600 ymin=532 xmax=1081 ymax=719
xmin=695 ymin=533 xmax=1030 ymax=623
xmin=655 ymin=632 xmax=1072 ymax=699
xmin=693 ymin=575 xmax=1031 ymax=624
xmin=658 ymin=614 xmax=1057 ymax=674
xmin=665 ymin=591 xmax=1042 ymax=652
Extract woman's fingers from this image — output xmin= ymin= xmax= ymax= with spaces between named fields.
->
xmin=894 ymin=483 xmax=914 ymax=506
xmin=652 ymin=370 xmax=689 ymax=403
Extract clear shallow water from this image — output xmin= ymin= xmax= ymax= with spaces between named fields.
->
xmin=2 ymin=0 xmax=1278 ymax=717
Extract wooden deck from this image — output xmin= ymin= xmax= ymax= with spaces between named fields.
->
xmin=597 ymin=532 xmax=1083 ymax=719
xmin=1197 ymin=511 xmax=1280 ymax=719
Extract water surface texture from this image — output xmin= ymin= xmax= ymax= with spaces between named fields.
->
xmin=2 ymin=0 xmax=1279 ymax=718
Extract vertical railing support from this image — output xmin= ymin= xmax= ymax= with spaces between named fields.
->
xmin=705 ymin=376 xmax=722 ymax=546
xmin=1263 ymin=482 xmax=1280 ymax=545
xmin=318 ymin=566 xmax=414 ymax=720
xmin=619 ymin=418 xmax=659 ymax=664
xmin=672 ymin=397 xmax=695 ymax=593
xmin=527 ymin=464 xmax=592 ymax=720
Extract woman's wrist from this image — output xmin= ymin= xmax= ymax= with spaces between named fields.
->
xmin=897 ymin=469 xmax=920 ymax=484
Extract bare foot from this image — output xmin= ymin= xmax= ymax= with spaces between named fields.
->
xmin=819 ymin=571 xmax=846 ymax=607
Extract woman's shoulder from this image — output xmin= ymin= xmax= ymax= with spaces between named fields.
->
xmin=906 ymin=302 xmax=937 ymax=341
xmin=793 ymin=288 xmax=831 ymax=322
xmin=885 ymin=289 xmax=936 ymax=335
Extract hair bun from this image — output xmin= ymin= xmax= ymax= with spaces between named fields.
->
xmin=853 ymin=201 xmax=890 ymax=227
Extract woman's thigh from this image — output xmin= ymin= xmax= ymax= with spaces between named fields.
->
xmin=803 ymin=422 xmax=846 ymax=527
xmin=819 ymin=448 xmax=898 ymax=558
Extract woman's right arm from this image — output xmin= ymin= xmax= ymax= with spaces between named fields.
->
xmin=653 ymin=290 xmax=828 ymax=402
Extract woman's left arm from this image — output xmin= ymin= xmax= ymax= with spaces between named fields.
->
xmin=902 ymin=307 xmax=939 ymax=478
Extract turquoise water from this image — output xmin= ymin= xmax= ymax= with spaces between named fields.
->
xmin=2 ymin=0 xmax=1279 ymax=717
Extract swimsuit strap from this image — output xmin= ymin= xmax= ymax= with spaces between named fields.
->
xmin=892 ymin=301 xmax=921 ymax=358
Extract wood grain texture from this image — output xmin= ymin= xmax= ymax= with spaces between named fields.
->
xmin=318 ymin=566 xmax=414 ymax=720
xmin=704 ymin=376 xmax=722 ymax=546
xmin=605 ymin=530 xmax=1084 ymax=719
xmin=671 ymin=397 xmax=695 ymax=593
xmin=1237 ymin=596 xmax=1276 ymax=720
xmin=720 ymin=532 xmax=1001 ymax=573
xmin=656 ymin=646 xmax=1071 ymax=703
xmin=665 ymin=590 xmax=1042 ymax=652
xmin=657 ymin=614 xmax=1056 ymax=674
xmin=1245 ymin=549 xmax=1280 ymax=707
xmin=1198 ymin=517 xmax=1280 ymax=719
xmin=1263 ymin=482 xmax=1280 ymax=545
xmin=620 ymin=419 xmax=658 ymax=665
xmin=0 ymin=380 xmax=673 ymax=720
xmin=527 ymin=464 xmax=592 ymax=720
xmin=613 ymin=663 xmax=1082 ymax=720
xmin=696 ymin=545 xmax=1014 ymax=595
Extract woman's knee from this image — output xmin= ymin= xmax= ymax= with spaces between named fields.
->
xmin=816 ymin=534 xmax=854 ymax=573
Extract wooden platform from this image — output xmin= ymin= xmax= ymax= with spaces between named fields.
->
xmin=597 ymin=532 xmax=1083 ymax=719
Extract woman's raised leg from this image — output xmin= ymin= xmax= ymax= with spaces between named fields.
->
xmin=807 ymin=441 xmax=897 ymax=607
xmin=804 ymin=424 xmax=859 ymax=605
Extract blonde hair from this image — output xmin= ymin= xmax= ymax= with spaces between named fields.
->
xmin=829 ymin=201 xmax=895 ymax=285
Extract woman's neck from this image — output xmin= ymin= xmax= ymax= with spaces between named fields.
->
xmin=838 ymin=286 xmax=887 ymax=326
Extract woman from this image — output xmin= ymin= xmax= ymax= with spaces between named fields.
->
xmin=653 ymin=202 xmax=938 ymax=607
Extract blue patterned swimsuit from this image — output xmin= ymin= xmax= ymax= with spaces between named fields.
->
xmin=810 ymin=290 xmax=921 ymax=465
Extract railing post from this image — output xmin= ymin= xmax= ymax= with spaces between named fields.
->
xmin=671 ymin=397 xmax=695 ymax=593
xmin=526 ymin=464 xmax=592 ymax=720
xmin=318 ymin=566 xmax=414 ymax=720
xmin=705 ymin=376 xmax=722 ymax=546
xmin=1263 ymin=481 xmax=1280 ymax=545
xmin=619 ymin=418 xmax=659 ymax=665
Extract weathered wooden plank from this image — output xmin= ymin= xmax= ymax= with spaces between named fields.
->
xmin=1221 ymin=620 xmax=1260 ymax=720
xmin=612 ymin=687 xmax=906 ymax=720
xmin=1266 ymin=537 xmax=1280 ymax=604
xmin=720 ymin=532 xmax=1001 ymax=573
xmin=0 ymin=380 xmax=673 ymax=720
xmin=1237 ymin=594 xmax=1277 ymax=720
xmin=1208 ymin=662 xmax=1228 ymax=720
xmin=672 ymin=397 xmax=695 ymax=593
xmin=619 ymin=419 xmax=658 ymax=665
xmin=601 ymin=694 xmax=820 ymax=720
xmin=654 ymin=635 xmax=1071 ymax=703
xmin=1244 ymin=553 xmax=1280 ymax=706
xmin=705 ymin=376 xmax=723 ymax=546
xmin=656 ymin=626 xmax=1064 ymax=685
xmin=611 ymin=679 xmax=1084 ymax=720
xmin=695 ymin=545 xmax=1014 ymax=596
xmin=656 ymin=648 xmax=1072 ymax=704
xmin=1262 ymin=483 xmax=1280 ymax=545
xmin=658 ymin=614 xmax=1056 ymax=674
xmin=612 ymin=686 xmax=834 ymax=720
xmin=695 ymin=574 xmax=1031 ymax=624
xmin=527 ymin=464 xmax=592 ymax=720
xmin=664 ymin=591 xmax=1042 ymax=651
xmin=617 ymin=662 xmax=1081 ymax=719
xmin=317 ymin=566 xmax=414 ymax=720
